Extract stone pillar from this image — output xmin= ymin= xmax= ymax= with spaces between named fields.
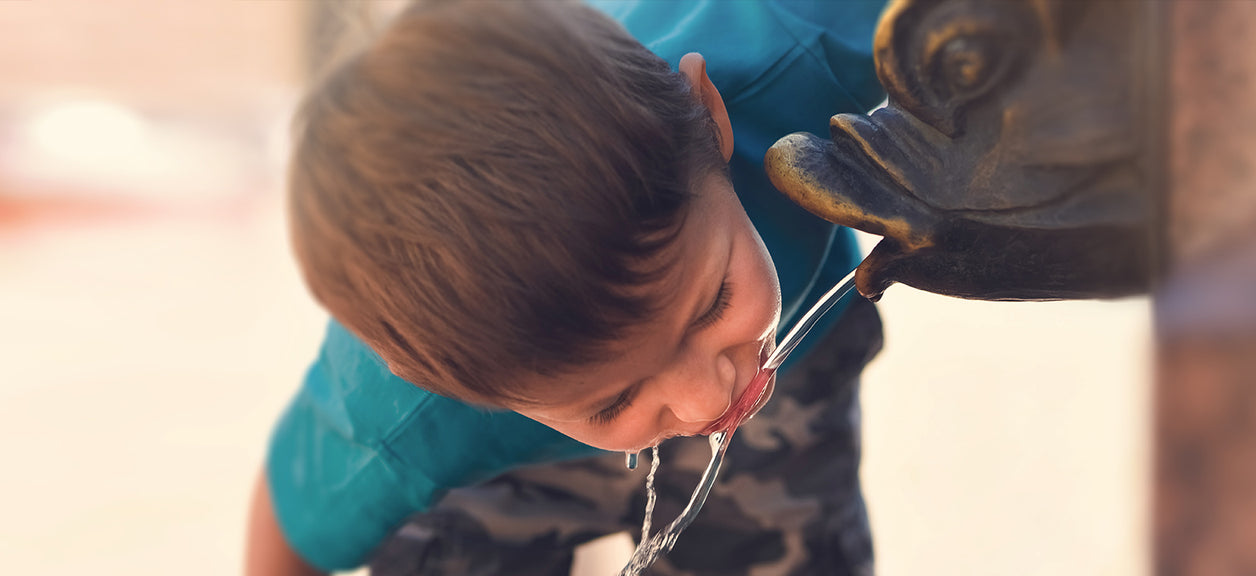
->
xmin=1155 ymin=1 xmax=1256 ymax=574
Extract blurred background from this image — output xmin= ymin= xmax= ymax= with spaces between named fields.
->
xmin=0 ymin=2 xmax=1149 ymax=575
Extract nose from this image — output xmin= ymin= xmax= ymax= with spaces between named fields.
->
xmin=664 ymin=351 xmax=736 ymax=425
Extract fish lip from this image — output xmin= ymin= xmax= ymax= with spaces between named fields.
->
xmin=839 ymin=107 xmax=1095 ymax=214
xmin=828 ymin=110 xmax=924 ymax=204
xmin=810 ymin=122 xmax=930 ymax=249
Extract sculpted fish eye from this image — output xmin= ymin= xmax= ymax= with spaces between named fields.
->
xmin=940 ymin=37 xmax=989 ymax=91
xmin=915 ymin=3 xmax=1030 ymax=107
xmin=925 ymin=30 xmax=1010 ymax=103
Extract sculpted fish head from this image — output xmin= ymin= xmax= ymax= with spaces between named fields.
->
xmin=767 ymin=0 xmax=1155 ymax=300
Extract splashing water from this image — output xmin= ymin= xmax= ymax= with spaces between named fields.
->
xmin=617 ymin=269 xmax=857 ymax=576
xmin=640 ymin=445 xmax=661 ymax=543
xmin=617 ymin=373 xmax=768 ymax=576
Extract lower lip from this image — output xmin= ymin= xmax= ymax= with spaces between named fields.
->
xmin=700 ymin=365 xmax=776 ymax=435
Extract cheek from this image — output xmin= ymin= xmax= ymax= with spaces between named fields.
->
xmin=743 ymin=231 xmax=783 ymax=328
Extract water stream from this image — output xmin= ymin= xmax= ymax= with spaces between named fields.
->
xmin=616 ymin=270 xmax=858 ymax=575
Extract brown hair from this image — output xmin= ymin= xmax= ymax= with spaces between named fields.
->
xmin=288 ymin=0 xmax=725 ymax=406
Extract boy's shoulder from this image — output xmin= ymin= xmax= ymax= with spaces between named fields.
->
xmin=587 ymin=0 xmax=886 ymax=106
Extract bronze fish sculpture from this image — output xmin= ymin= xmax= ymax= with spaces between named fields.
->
xmin=766 ymin=0 xmax=1157 ymax=301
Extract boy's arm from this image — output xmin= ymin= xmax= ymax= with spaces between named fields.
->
xmin=258 ymin=320 xmax=606 ymax=572
xmin=246 ymin=468 xmax=325 ymax=576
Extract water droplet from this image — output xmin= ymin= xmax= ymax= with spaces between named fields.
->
xmin=625 ymin=451 xmax=638 ymax=470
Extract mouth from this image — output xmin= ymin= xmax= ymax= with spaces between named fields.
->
xmin=765 ymin=113 xmax=939 ymax=254
xmin=698 ymin=343 xmax=776 ymax=436
xmin=828 ymin=112 xmax=920 ymax=202
xmin=827 ymin=108 xmax=949 ymax=221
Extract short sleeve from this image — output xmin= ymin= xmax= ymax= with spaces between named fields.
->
xmin=266 ymin=321 xmax=604 ymax=572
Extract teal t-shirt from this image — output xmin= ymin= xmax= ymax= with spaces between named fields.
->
xmin=267 ymin=1 xmax=887 ymax=571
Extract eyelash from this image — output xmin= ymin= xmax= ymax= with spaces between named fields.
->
xmin=589 ymin=280 xmax=731 ymax=426
xmin=694 ymin=280 xmax=732 ymax=329
xmin=590 ymin=388 xmax=635 ymax=426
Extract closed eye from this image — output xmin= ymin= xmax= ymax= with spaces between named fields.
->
xmin=589 ymin=280 xmax=730 ymax=426
xmin=589 ymin=385 xmax=637 ymax=426
xmin=693 ymin=280 xmax=732 ymax=329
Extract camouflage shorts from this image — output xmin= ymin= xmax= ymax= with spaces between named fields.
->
xmin=370 ymin=298 xmax=883 ymax=576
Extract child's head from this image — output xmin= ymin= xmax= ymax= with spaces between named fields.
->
xmin=290 ymin=0 xmax=782 ymax=451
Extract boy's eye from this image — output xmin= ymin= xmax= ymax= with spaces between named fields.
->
xmin=693 ymin=280 xmax=732 ymax=329
xmin=590 ymin=387 xmax=635 ymax=426
xmin=588 ymin=280 xmax=731 ymax=427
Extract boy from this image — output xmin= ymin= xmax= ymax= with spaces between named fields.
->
xmin=247 ymin=1 xmax=887 ymax=574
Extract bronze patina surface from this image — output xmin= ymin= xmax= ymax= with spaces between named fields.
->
xmin=766 ymin=0 xmax=1157 ymax=301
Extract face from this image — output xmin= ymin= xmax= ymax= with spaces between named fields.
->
xmin=512 ymin=173 xmax=782 ymax=452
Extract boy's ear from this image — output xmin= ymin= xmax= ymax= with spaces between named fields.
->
xmin=679 ymin=52 xmax=734 ymax=162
